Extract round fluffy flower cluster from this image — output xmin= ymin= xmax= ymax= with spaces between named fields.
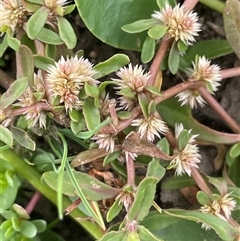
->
xmin=176 ymin=56 xmax=222 ymax=108
xmin=169 ymin=123 xmax=201 ymax=176
xmin=18 ymin=70 xmax=47 ymax=128
xmin=0 ymin=0 xmax=28 ymax=33
xmin=113 ymin=64 xmax=150 ymax=110
xmin=152 ymin=3 xmax=201 ymax=45
xmin=200 ymin=193 xmax=236 ymax=221
xmin=91 ymin=133 xmax=116 ymax=153
xmin=131 ymin=112 xmax=168 ymax=142
xmin=44 ymin=0 xmax=67 ymax=14
xmin=47 ymin=56 xmax=98 ymax=111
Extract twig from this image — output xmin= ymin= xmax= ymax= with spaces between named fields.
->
xmin=198 ymin=86 xmax=240 ymax=134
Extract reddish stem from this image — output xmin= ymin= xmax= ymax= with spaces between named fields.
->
xmin=220 ymin=67 xmax=240 ymax=79
xmin=148 ymin=37 xmax=173 ymax=86
xmin=198 ymin=87 xmax=240 ymax=134
xmin=25 ymin=192 xmax=42 ymax=215
xmin=182 ymin=0 xmax=199 ymax=11
xmin=126 ymin=155 xmax=136 ymax=188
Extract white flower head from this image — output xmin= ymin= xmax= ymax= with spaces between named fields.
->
xmin=152 ymin=3 xmax=201 ymax=45
xmin=192 ymin=56 xmax=222 ymax=92
xmin=131 ymin=112 xmax=168 ymax=142
xmin=176 ymin=89 xmax=206 ymax=109
xmin=47 ymin=56 xmax=98 ymax=111
xmin=114 ymin=64 xmax=150 ymax=93
xmin=44 ymin=0 xmax=67 ymax=12
xmin=92 ymin=133 xmax=116 ymax=153
xmin=170 ymin=123 xmax=201 ymax=176
xmin=200 ymin=192 xmax=236 ymax=221
xmin=0 ymin=0 xmax=28 ymax=33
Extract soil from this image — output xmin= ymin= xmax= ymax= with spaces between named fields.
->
xmin=1 ymin=3 xmax=239 ymax=241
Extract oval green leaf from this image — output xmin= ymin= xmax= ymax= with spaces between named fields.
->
xmin=141 ymin=36 xmax=156 ymax=63
xmin=168 ymin=41 xmax=179 ymax=74
xmin=148 ymin=25 xmax=168 ymax=40
xmin=37 ymin=28 xmax=64 ymax=45
xmin=34 ymin=55 xmax=55 ymax=71
xmin=1 ymin=77 xmax=28 ymax=109
xmin=27 ymin=6 xmax=49 ymax=39
xmin=223 ymin=0 xmax=240 ymax=59
xmin=93 ymin=54 xmax=130 ymax=79
xmin=57 ymin=17 xmax=77 ymax=49
xmin=75 ymin=0 xmax=158 ymax=51
xmin=122 ymin=19 xmax=159 ymax=33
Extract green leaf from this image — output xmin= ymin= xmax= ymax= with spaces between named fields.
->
xmin=0 ymin=125 xmax=13 ymax=147
xmin=196 ymin=191 xmax=211 ymax=205
xmin=156 ymin=138 xmax=170 ymax=155
xmin=0 ymin=175 xmax=19 ymax=209
xmin=34 ymin=55 xmax=55 ymax=71
xmin=156 ymin=0 xmax=177 ymax=8
xmin=27 ymin=6 xmax=49 ymax=39
xmin=76 ymin=0 xmax=158 ymax=51
xmin=157 ymin=97 xmax=240 ymax=144
xmin=13 ymin=204 xmax=30 ymax=219
xmin=117 ymin=111 xmax=131 ymax=120
xmin=177 ymin=129 xmax=190 ymax=151
xmin=82 ymin=97 xmax=100 ymax=130
xmin=177 ymin=40 xmax=188 ymax=52
xmin=37 ymin=229 xmax=66 ymax=241
xmin=19 ymin=220 xmax=37 ymax=238
xmin=63 ymin=4 xmax=75 ymax=15
xmin=106 ymin=200 xmax=123 ymax=222
xmin=141 ymin=36 xmax=156 ymax=63
xmin=103 ymin=151 xmax=121 ymax=166
xmin=223 ymin=0 xmax=240 ymax=59
xmin=1 ymin=76 xmax=28 ymax=109
xmin=168 ymin=41 xmax=179 ymax=74
xmin=42 ymin=171 xmax=120 ymax=200
xmin=227 ymin=155 xmax=240 ymax=187
xmin=10 ymin=126 xmax=36 ymax=151
xmin=84 ymin=82 xmax=99 ymax=98
xmin=93 ymin=54 xmax=130 ymax=79
xmin=18 ymin=45 xmax=34 ymax=86
xmin=146 ymin=159 xmax=165 ymax=180
xmin=57 ymin=17 xmax=77 ymax=49
xmin=161 ymin=175 xmax=196 ymax=190
xmin=69 ymin=109 xmax=81 ymax=122
xmin=119 ymin=86 xmax=135 ymax=98
xmin=128 ymin=177 xmax=158 ymax=221
xmin=141 ymin=211 xmax=230 ymax=241
xmin=164 ymin=209 xmax=239 ymax=241
xmin=0 ymin=34 xmax=8 ymax=58
xmin=122 ymin=19 xmax=158 ymax=33
xmin=144 ymin=86 xmax=162 ymax=96
xmin=229 ymin=142 xmax=240 ymax=158
xmin=184 ymin=40 xmax=233 ymax=65
xmin=148 ymin=25 xmax=168 ymax=40
xmin=138 ymin=225 xmax=163 ymax=241
xmin=138 ymin=93 xmax=148 ymax=119
xmin=37 ymin=28 xmax=64 ymax=45
xmin=99 ymin=230 xmax=128 ymax=241
xmin=31 ymin=220 xmax=47 ymax=233
xmin=70 ymin=119 xmax=85 ymax=134
xmin=147 ymin=100 xmax=156 ymax=115
xmin=7 ymin=36 xmax=20 ymax=51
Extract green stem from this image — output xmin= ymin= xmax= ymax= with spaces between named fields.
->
xmin=199 ymin=0 xmax=225 ymax=13
xmin=0 ymin=145 xmax=104 ymax=239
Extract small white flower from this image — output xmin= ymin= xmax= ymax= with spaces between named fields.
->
xmin=192 ymin=56 xmax=222 ymax=92
xmin=176 ymin=89 xmax=206 ymax=109
xmin=200 ymin=193 xmax=236 ymax=221
xmin=117 ymin=96 xmax=136 ymax=111
xmin=44 ymin=0 xmax=67 ymax=12
xmin=92 ymin=133 xmax=116 ymax=153
xmin=170 ymin=123 xmax=201 ymax=176
xmin=131 ymin=112 xmax=168 ymax=142
xmin=176 ymin=56 xmax=221 ymax=109
xmin=0 ymin=0 xmax=28 ymax=33
xmin=114 ymin=64 xmax=150 ymax=93
xmin=152 ymin=4 xmax=201 ymax=44
xmin=47 ymin=56 xmax=98 ymax=111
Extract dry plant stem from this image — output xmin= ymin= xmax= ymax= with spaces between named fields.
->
xmin=126 ymin=156 xmax=136 ymax=188
xmin=25 ymin=192 xmax=41 ymax=215
xmin=182 ymin=0 xmax=199 ymax=11
xmin=198 ymin=86 xmax=240 ymax=134
xmin=148 ymin=37 xmax=173 ymax=86
xmin=220 ymin=67 xmax=240 ymax=79
xmin=191 ymin=167 xmax=212 ymax=196
xmin=0 ymin=69 xmax=14 ymax=89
